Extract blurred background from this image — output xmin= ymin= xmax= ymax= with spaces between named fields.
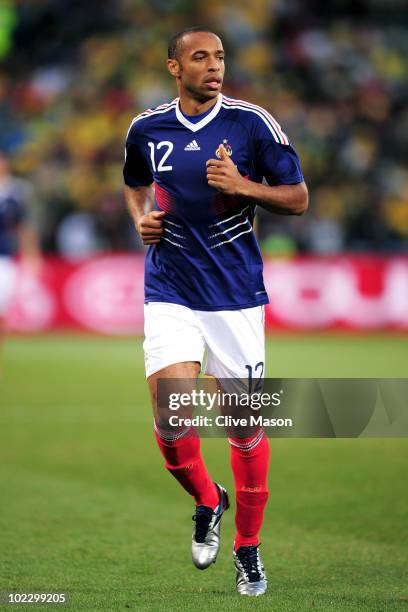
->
xmin=1 ymin=3 xmax=408 ymax=608
xmin=2 ymin=0 xmax=408 ymax=254
xmin=1 ymin=0 xmax=408 ymax=333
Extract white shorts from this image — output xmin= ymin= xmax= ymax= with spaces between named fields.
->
xmin=143 ymin=302 xmax=265 ymax=379
xmin=0 ymin=257 xmax=17 ymax=316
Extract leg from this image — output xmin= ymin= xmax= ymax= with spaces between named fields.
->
xmin=148 ymin=360 xmax=219 ymax=509
xmin=229 ymin=432 xmax=269 ymax=549
xmin=197 ymin=306 xmax=269 ymax=593
xmin=143 ymin=302 xmax=230 ymax=569
xmin=198 ymin=305 xmax=269 ymax=546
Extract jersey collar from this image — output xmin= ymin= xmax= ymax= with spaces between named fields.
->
xmin=175 ymin=94 xmax=223 ymax=132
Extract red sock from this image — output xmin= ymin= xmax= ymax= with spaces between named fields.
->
xmin=154 ymin=424 xmax=219 ymax=509
xmin=229 ymin=430 xmax=270 ymax=550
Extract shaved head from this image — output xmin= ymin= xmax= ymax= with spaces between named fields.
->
xmin=168 ymin=27 xmax=219 ymax=61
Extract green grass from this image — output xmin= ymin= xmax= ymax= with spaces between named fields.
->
xmin=0 ymin=334 xmax=408 ymax=611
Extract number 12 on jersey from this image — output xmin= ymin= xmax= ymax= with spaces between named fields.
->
xmin=148 ymin=141 xmax=173 ymax=172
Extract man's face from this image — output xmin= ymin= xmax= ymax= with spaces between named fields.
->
xmin=168 ymin=32 xmax=225 ymax=102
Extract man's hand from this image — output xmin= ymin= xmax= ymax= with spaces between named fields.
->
xmin=137 ymin=210 xmax=165 ymax=245
xmin=206 ymin=145 xmax=246 ymax=196
xmin=206 ymin=146 xmax=308 ymax=215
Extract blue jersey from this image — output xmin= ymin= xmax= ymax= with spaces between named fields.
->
xmin=123 ymin=93 xmax=303 ymax=311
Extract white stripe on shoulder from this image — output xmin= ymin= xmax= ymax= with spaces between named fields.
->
xmin=238 ymin=98 xmax=289 ymax=145
xmin=223 ymin=95 xmax=288 ymax=141
xmin=222 ymin=102 xmax=280 ymax=143
xmin=127 ymin=100 xmax=177 ymax=135
xmin=222 ymin=97 xmax=289 ymax=145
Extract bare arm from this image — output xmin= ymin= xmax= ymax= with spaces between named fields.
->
xmin=124 ymin=185 xmax=165 ymax=245
xmin=206 ymin=146 xmax=308 ymax=216
xmin=124 ymin=184 xmax=154 ymax=224
xmin=236 ymin=180 xmax=308 ymax=216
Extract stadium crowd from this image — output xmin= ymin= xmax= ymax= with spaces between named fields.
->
xmin=1 ymin=0 xmax=407 ymax=258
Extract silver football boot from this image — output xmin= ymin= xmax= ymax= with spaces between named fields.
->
xmin=191 ymin=483 xmax=229 ymax=570
xmin=233 ymin=545 xmax=267 ymax=596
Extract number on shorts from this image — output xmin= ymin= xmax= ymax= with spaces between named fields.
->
xmin=245 ymin=362 xmax=264 ymax=393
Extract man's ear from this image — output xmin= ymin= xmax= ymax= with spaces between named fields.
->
xmin=167 ymin=58 xmax=181 ymax=79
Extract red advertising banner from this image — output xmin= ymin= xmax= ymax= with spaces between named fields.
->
xmin=5 ymin=254 xmax=408 ymax=333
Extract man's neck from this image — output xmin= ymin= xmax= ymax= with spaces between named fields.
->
xmin=177 ymin=93 xmax=219 ymax=116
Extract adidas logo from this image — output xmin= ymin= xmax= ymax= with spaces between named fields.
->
xmin=184 ymin=140 xmax=201 ymax=151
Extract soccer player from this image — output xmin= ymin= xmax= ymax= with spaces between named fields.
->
xmin=0 ymin=151 xmax=41 ymax=353
xmin=123 ymin=27 xmax=308 ymax=596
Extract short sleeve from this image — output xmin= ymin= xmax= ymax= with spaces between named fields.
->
xmin=123 ymin=122 xmax=153 ymax=187
xmin=252 ymin=114 xmax=304 ymax=186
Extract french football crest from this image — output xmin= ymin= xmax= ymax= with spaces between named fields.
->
xmin=216 ymin=139 xmax=233 ymax=159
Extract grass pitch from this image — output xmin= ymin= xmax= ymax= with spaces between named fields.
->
xmin=1 ymin=334 xmax=407 ymax=611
